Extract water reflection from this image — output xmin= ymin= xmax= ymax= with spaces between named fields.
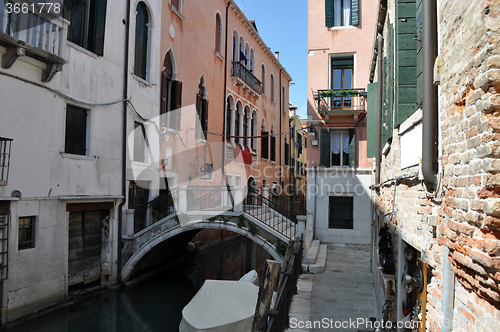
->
xmin=3 ymin=269 xmax=197 ymax=332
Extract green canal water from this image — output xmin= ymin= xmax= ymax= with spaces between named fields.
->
xmin=2 ymin=268 xmax=198 ymax=332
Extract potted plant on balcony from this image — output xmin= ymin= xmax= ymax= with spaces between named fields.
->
xmin=318 ymin=89 xmax=360 ymax=98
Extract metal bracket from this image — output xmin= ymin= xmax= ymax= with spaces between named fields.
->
xmin=1 ymin=47 xmax=25 ymax=69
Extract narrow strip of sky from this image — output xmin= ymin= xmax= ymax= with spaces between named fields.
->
xmin=234 ymin=0 xmax=308 ymax=120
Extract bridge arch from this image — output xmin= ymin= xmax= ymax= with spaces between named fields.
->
xmin=121 ymin=220 xmax=283 ymax=281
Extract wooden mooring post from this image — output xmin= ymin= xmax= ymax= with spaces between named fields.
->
xmin=252 ymin=259 xmax=281 ymax=332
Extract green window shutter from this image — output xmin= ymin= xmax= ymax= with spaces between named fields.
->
xmin=320 ymin=128 xmax=330 ymax=167
xmin=348 ymin=129 xmax=356 ymax=167
xmin=387 ymin=24 xmax=394 ymax=139
xmin=395 ymin=0 xmax=417 ymax=126
xmin=351 ymin=0 xmax=359 ymax=26
xmin=367 ymin=82 xmax=378 ymax=158
xmin=88 ymin=0 xmax=108 ymax=56
xmin=325 ymin=0 xmax=334 ymax=27
xmin=416 ymin=0 xmax=423 ymax=104
xmin=382 ymin=57 xmax=387 ymax=143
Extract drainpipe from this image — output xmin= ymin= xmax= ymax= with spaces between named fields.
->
xmin=117 ymin=0 xmax=132 ymax=284
xmin=313 ymin=162 xmax=317 ymax=239
xmin=222 ymin=1 xmax=230 ymax=187
xmin=375 ymin=35 xmax=383 ymax=185
xmin=422 ymin=0 xmax=438 ymax=190
xmin=279 ymin=68 xmax=283 ymax=190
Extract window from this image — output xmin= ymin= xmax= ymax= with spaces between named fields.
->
xmin=282 ymin=86 xmax=286 ymax=112
xmin=215 ymin=13 xmax=222 ymax=54
xmin=201 ymin=163 xmax=214 ymax=180
xmin=232 ymin=31 xmax=239 ymax=62
xmin=261 ymin=65 xmax=266 ymax=95
xmin=261 ymin=130 xmax=269 ymax=159
xmin=284 ymin=139 xmax=289 ymax=166
xmin=134 ymin=122 xmax=148 ymax=163
xmin=226 ymin=99 xmax=232 ymax=141
xmin=319 ymin=129 xmax=356 ymax=167
xmin=64 ymin=0 xmax=108 ymax=56
xmin=161 ymin=51 xmax=182 ymax=130
xmin=235 ymin=104 xmax=241 ymax=143
xmin=18 ymin=216 xmax=35 ymax=249
xmin=331 ymin=56 xmax=353 ymax=108
xmin=196 ymin=78 xmax=208 ymax=139
xmin=171 ymin=0 xmax=182 ymax=13
xmin=270 ymin=131 xmax=276 ymax=162
xmin=134 ymin=2 xmax=150 ymax=80
xmin=243 ymin=107 xmax=250 ymax=146
xmin=325 ymin=0 xmax=359 ymax=28
xmin=270 ymin=74 xmax=275 ymax=102
xmin=328 ymin=196 xmax=353 ymax=229
xmin=65 ymin=104 xmax=89 ymax=156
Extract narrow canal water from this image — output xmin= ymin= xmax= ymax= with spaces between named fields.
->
xmin=2 ymin=268 xmax=198 ymax=332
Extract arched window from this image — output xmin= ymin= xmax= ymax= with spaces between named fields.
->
xmin=226 ymin=97 xmax=232 ymax=141
xmin=261 ymin=65 xmax=266 ymax=95
xmin=244 ymin=106 xmax=251 ymax=147
xmin=270 ymin=74 xmax=275 ymax=102
xmin=282 ymin=86 xmax=286 ymax=112
xmin=252 ymin=110 xmax=258 ymax=150
xmin=134 ymin=2 xmax=150 ymax=80
xmin=232 ymin=31 xmax=239 ymax=61
xmin=161 ymin=50 xmax=181 ymax=130
xmin=250 ymin=48 xmax=255 ymax=72
xmin=215 ymin=13 xmax=222 ymax=53
xmin=235 ymin=102 xmax=242 ymax=143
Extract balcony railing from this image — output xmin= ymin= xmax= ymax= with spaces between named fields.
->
xmin=314 ymin=88 xmax=366 ymax=114
xmin=232 ymin=61 xmax=262 ymax=95
xmin=0 ymin=138 xmax=12 ymax=184
xmin=0 ymin=0 xmax=67 ymax=81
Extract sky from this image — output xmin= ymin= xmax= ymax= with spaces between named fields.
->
xmin=234 ymin=0 xmax=308 ymax=120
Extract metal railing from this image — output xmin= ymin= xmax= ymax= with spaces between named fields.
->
xmin=265 ymin=236 xmax=303 ymax=332
xmin=244 ymin=192 xmax=297 ymax=239
xmin=0 ymin=0 xmax=67 ymax=59
xmin=314 ymin=88 xmax=366 ymax=112
xmin=0 ymin=213 xmax=8 ymax=280
xmin=270 ymin=192 xmax=307 ymax=222
xmin=0 ymin=138 xmax=12 ymax=183
xmin=134 ymin=187 xmax=178 ymax=233
xmin=232 ymin=61 xmax=262 ymax=94
xmin=186 ymin=186 xmax=234 ymax=212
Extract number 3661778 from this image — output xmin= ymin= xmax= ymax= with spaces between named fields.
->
xmin=5 ymin=2 xmax=61 ymax=15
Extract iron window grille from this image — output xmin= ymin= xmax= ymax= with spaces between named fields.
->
xmin=0 ymin=213 xmax=8 ymax=280
xmin=18 ymin=216 xmax=35 ymax=250
xmin=328 ymin=196 xmax=353 ymax=229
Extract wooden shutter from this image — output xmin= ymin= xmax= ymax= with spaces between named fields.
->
xmin=65 ymin=105 xmax=87 ymax=155
xmin=270 ymin=135 xmax=276 ymax=162
xmin=88 ymin=0 xmax=107 ymax=56
xmin=395 ymin=0 xmax=417 ymax=126
xmin=320 ymin=128 xmax=330 ymax=167
xmin=416 ymin=0 xmax=423 ymax=104
xmin=382 ymin=57 xmax=388 ymax=143
xmin=202 ymin=99 xmax=209 ymax=137
xmin=215 ymin=15 xmax=221 ymax=52
xmin=325 ymin=0 xmax=334 ymax=27
xmin=351 ymin=0 xmax=359 ymax=25
xmin=348 ymin=129 xmax=356 ymax=168
xmin=261 ymin=131 xmax=269 ymax=159
xmin=386 ymin=24 xmax=394 ymax=139
xmin=367 ymin=82 xmax=378 ymax=158
xmin=171 ymin=80 xmax=182 ymax=130
xmin=160 ymin=71 xmax=167 ymax=115
xmin=284 ymin=142 xmax=289 ymax=166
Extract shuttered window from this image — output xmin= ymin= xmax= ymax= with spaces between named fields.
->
xmin=134 ymin=122 xmax=147 ymax=163
xmin=170 ymin=80 xmax=182 ymax=130
xmin=134 ymin=2 xmax=149 ymax=80
xmin=270 ymin=135 xmax=276 ymax=162
xmin=65 ymin=105 xmax=88 ymax=156
xmin=64 ymin=0 xmax=107 ymax=56
xmin=395 ymin=0 xmax=418 ymax=126
xmin=320 ymin=129 xmax=356 ymax=167
xmin=284 ymin=141 xmax=289 ymax=166
xmin=261 ymin=131 xmax=269 ymax=159
xmin=366 ymin=82 xmax=378 ymax=158
xmin=215 ymin=14 xmax=222 ymax=53
xmin=325 ymin=0 xmax=359 ymax=27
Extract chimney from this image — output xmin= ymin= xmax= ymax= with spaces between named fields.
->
xmin=275 ymin=51 xmax=279 ymax=60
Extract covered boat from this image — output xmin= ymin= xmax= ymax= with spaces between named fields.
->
xmin=179 ymin=279 xmax=259 ymax=332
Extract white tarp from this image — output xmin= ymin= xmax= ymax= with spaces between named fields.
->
xmin=179 ymin=280 xmax=259 ymax=332
xmin=238 ymin=270 xmax=259 ymax=286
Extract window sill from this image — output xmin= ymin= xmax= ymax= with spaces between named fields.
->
xmin=215 ymin=51 xmax=224 ymax=61
xmin=271 ymin=161 xmax=276 ymax=165
xmin=170 ymin=4 xmax=185 ymax=21
xmin=67 ymin=41 xmax=98 ymax=58
xmin=61 ymin=153 xmax=96 ymax=161
xmin=196 ymin=138 xmax=209 ymax=145
xmin=133 ymin=74 xmax=152 ymax=87
xmin=327 ymin=25 xmax=356 ymax=31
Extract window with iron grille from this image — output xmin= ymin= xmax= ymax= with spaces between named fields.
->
xmin=18 ymin=216 xmax=35 ymax=250
xmin=201 ymin=163 xmax=214 ymax=180
xmin=328 ymin=196 xmax=353 ymax=229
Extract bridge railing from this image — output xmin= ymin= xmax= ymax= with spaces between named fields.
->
xmin=186 ymin=186 xmax=234 ymax=212
xmin=265 ymin=236 xmax=303 ymax=332
xmin=133 ymin=187 xmax=178 ymax=233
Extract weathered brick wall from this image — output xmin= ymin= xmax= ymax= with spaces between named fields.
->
xmin=374 ymin=0 xmax=500 ymax=330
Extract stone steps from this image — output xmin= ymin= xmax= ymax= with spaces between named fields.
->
xmin=302 ymin=243 xmax=327 ymax=274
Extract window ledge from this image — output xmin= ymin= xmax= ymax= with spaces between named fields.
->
xmin=327 ymin=25 xmax=356 ymax=31
xmin=215 ymin=51 xmax=224 ymax=61
xmin=61 ymin=153 xmax=96 ymax=161
xmin=67 ymin=41 xmax=98 ymax=59
xmin=271 ymin=161 xmax=276 ymax=165
xmin=196 ymin=138 xmax=209 ymax=145
xmin=170 ymin=4 xmax=185 ymax=21
xmin=399 ymin=108 xmax=423 ymax=135
xmin=133 ymin=74 xmax=152 ymax=87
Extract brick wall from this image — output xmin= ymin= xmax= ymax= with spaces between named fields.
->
xmin=374 ymin=0 xmax=500 ymax=330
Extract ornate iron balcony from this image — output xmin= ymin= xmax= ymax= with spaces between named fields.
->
xmin=314 ymin=88 xmax=366 ymax=115
xmin=232 ymin=61 xmax=262 ymax=95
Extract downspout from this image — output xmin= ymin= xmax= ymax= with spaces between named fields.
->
xmin=279 ymin=69 xmax=283 ymax=190
xmin=422 ymin=0 xmax=438 ymax=189
xmin=313 ymin=162 xmax=317 ymax=239
xmin=375 ymin=35 xmax=383 ymax=186
xmin=222 ymin=1 xmax=230 ymax=187
xmin=118 ymin=0 xmax=132 ymax=284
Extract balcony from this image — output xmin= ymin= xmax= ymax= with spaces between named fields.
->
xmin=232 ymin=61 xmax=262 ymax=97
xmin=0 ymin=0 xmax=67 ymax=82
xmin=314 ymin=88 xmax=366 ymax=117
xmin=0 ymin=138 xmax=12 ymax=186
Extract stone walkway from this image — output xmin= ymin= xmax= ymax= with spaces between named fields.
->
xmin=287 ymin=244 xmax=378 ymax=332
